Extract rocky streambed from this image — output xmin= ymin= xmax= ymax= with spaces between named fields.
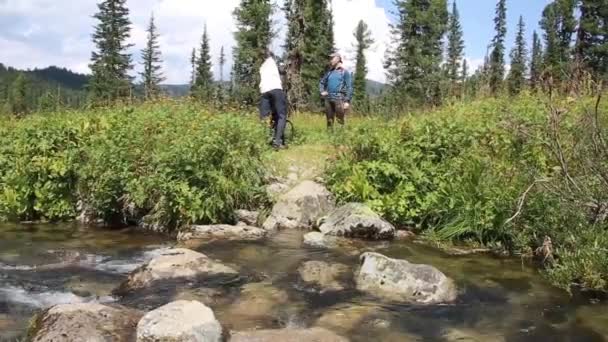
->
xmin=1 ymin=181 xmax=607 ymax=341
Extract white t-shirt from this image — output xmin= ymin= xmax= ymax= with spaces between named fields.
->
xmin=259 ymin=57 xmax=283 ymax=94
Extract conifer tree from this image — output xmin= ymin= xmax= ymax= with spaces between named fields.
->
xmin=489 ymin=0 xmax=507 ymax=94
xmin=232 ymin=0 xmax=273 ymax=105
xmin=575 ymin=0 xmax=608 ymax=79
xmin=193 ymin=26 xmax=214 ymax=102
xmin=284 ymin=0 xmax=307 ymax=111
xmin=508 ymin=16 xmax=528 ymax=95
xmin=10 ymin=73 xmax=28 ymax=115
xmin=140 ymin=13 xmax=165 ymax=100
xmin=530 ymin=30 xmax=543 ymax=89
xmin=88 ymin=0 xmax=133 ymax=102
xmin=190 ymin=48 xmax=197 ymax=88
xmin=216 ymin=46 xmax=227 ymax=106
xmin=352 ymin=20 xmax=374 ymax=106
xmin=540 ymin=0 xmax=576 ymax=81
xmin=446 ymin=1 xmax=465 ymax=84
xmin=385 ymin=0 xmax=448 ymax=105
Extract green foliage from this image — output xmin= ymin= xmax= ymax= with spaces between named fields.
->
xmin=530 ymin=31 xmax=543 ymax=90
xmin=326 ymin=94 xmax=608 ymax=291
xmin=576 ymin=0 xmax=608 ymax=80
xmin=540 ymin=0 xmax=576 ymax=82
xmin=0 ymin=102 xmax=269 ymax=231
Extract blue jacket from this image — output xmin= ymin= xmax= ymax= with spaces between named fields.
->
xmin=319 ymin=66 xmax=353 ymax=102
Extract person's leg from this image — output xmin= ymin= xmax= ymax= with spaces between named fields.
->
xmin=325 ymin=99 xmax=335 ymax=130
xmin=259 ymin=92 xmax=272 ymax=120
xmin=271 ymin=89 xmax=288 ymax=148
xmin=335 ymin=99 xmax=345 ymax=126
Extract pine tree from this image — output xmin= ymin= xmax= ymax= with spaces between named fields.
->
xmin=385 ymin=0 xmax=449 ymax=105
xmin=575 ymin=0 xmax=608 ymax=79
xmin=190 ymin=48 xmax=197 ymax=87
xmin=140 ymin=13 xmax=165 ymax=100
xmin=216 ymin=46 xmax=227 ymax=106
xmin=446 ymin=1 xmax=465 ymax=84
xmin=352 ymin=20 xmax=374 ymax=106
xmin=88 ymin=0 xmax=133 ymax=103
xmin=489 ymin=0 xmax=507 ymax=95
xmin=508 ymin=16 xmax=528 ymax=95
xmin=540 ymin=0 xmax=576 ymax=81
xmin=193 ymin=25 xmax=214 ymax=102
xmin=232 ymin=0 xmax=274 ymax=105
xmin=283 ymin=0 xmax=307 ymax=111
xmin=10 ymin=73 xmax=28 ymax=115
xmin=530 ymin=30 xmax=543 ymax=89
xmin=300 ymin=0 xmax=336 ymax=108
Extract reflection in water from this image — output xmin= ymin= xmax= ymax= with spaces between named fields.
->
xmin=0 ymin=224 xmax=607 ymax=341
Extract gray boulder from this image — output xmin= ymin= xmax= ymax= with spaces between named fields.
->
xmin=28 ymin=303 xmax=142 ymax=342
xmin=235 ymin=210 xmax=260 ymax=226
xmin=114 ymin=248 xmax=238 ymax=294
xmin=356 ymin=252 xmax=457 ymax=304
xmin=177 ymin=225 xmax=267 ymax=242
xmin=136 ymin=300 xmax=222 ymax=342
xmin=230 ymin=328 xmax=349 ymax=342
xmin=263 ymin=181 xmax=335 ymax=230
xmin=319 ymin=203 xmax=395 ymax=240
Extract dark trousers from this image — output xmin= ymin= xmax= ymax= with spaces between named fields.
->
xmin=325 ymin=99 xmax=346 ymax=129
xmin=259 ymin=89 xmax=288 ymax=146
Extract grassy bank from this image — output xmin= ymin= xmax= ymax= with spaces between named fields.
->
xmin=0 ymin=101 xmax=269 ymax=231
xmin=326 ymin=93 xmax=608 ymax=292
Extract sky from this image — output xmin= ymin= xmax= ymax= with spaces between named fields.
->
xmin=0 ymin=0 xmax=549 ymax=84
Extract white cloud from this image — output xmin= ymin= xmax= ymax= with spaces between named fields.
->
xmin=0 ymin=0 xmax=391 ymax=84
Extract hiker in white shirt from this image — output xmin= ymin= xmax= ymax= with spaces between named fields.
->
xmin=259 ymin=50 xmax=288 ymax=150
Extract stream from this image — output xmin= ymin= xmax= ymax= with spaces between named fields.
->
xmin=1 ymin=222 xmax=607 ymax=341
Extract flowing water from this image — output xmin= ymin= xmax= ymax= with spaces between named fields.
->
xmin=1 ymin=222 xmax=607 ymax=342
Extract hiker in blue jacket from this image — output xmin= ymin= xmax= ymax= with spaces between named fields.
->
xmin=319 ymin=52 xmax=353 ymax=129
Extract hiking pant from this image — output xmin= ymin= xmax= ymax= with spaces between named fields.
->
xmin=259 ymin=89 xmax=288 ymax=146
xmin=325 ymin=99 xmax=346 ymax=129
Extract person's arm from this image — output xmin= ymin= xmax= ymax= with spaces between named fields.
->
xmin=319 ymin=72 xmax=329 ymax=96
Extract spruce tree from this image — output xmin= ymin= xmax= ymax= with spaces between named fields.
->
xmin=284 ymin=0 xmax=307 ymax=111
xmin=10 ymin=73 xmax=28 ymax=115
xmin=190 ymin=48 xmax=197 ymax=87
xmin=232 ymin=0 xmax=273 ymax=105
xmin=385 ymin=0 xmax=448 ymax=105
xmin=530 ymin=30 xmax=543 ymax=89
xmin=88 ymin=0 xmax=133 ymax=103
xmin=216 ymin=46 xmax=227 ymax=106
xmin=489 ymin=0 xmax=507 ymax=95
xmin=462 ymin=59 xmax=468 ymax=82
xmin=352 ymin=20 xmax=374 ymax=106
xmin=140 ymin=13 xmax=165 ymax=100
xmin=540 ymin=0 xmax=576 ymax=81
xmin=193 ymin=25 xmax=214 ymax=102
xmin=575 ymin=0 xmax=608 ymax=79
xmin=508 ymin=16 xmax=528 ymax=95
xmin=446 ymin=1 xmax=465 ymax=84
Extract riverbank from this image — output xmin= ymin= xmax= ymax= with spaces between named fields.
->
xmin=1 ymin=94 xmax=607 ymax=293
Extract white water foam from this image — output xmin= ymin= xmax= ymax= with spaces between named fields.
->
xmin=0 ymin=286 xmax=118 ymax=309
xmin=89 ymin=246 xmax=174 ymax=274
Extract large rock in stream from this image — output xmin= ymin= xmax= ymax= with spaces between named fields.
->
xmin=177 ymin=225 xmax=267 ymax=242
xmin=28 ymin=303 xmax=142 ymax=342
xmin=356 ymin=252 xmax=457 ymax=304
xmin=230 ymin=327 xmax=349 ymax=342
xmin=136 ymin=300 xmax=222 ymax=342
xmin=263 ymin=181 xmax=335 ymax=230
xmin=319 ymin=203 xmax=395 ymax=240
xmin=114 ymin=248 xmax=239 ymax=295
